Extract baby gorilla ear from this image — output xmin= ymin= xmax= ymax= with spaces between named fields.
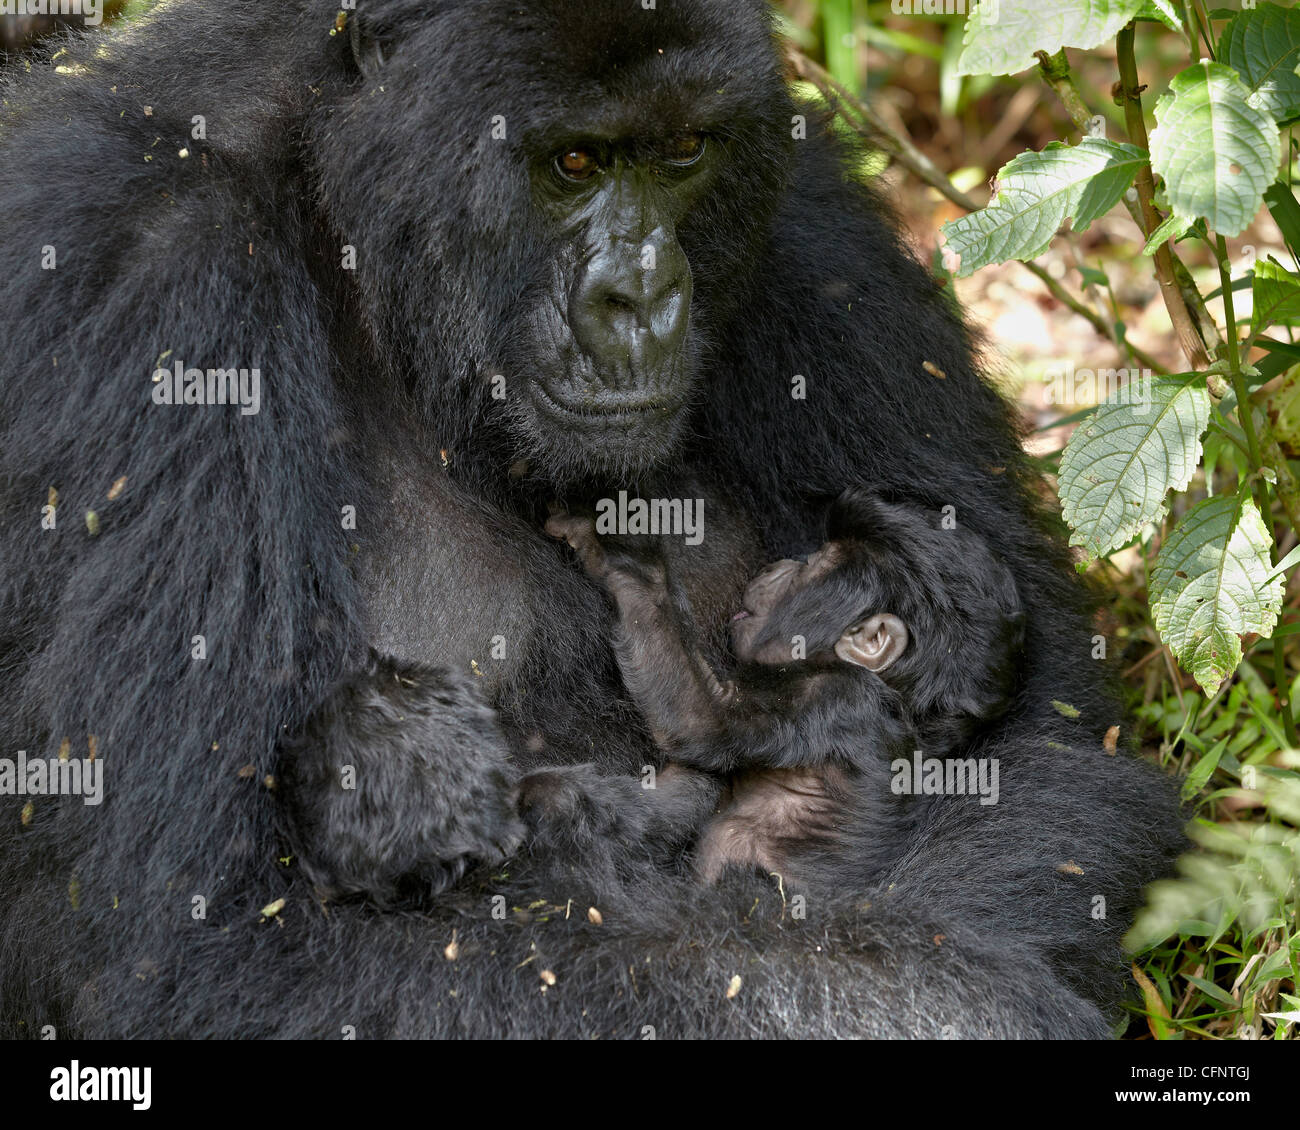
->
xmin=835 ymin=613 xmax=909 ymax=671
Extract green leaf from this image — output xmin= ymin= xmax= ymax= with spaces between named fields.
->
xmin=956 ymin=0 xmax=1146 ymax=77
xmin=1138 ymin=0 xmax=1184 ymax=34
xmin=1264 ymin=180 xmax=1300 ymax=257
xmin=1182 ymin=736 xmax=1229 ymax=801
xmin=1255 ymin=338 xmax=1300 ymax=381
xmin=1265 ymin=543 xmax=1300 ymax=584
xmin=1058 ymin=375 xmax=1211 ymax=564
xmin=939 ymin=139 xmax=1147 ymax=276
xmin=1150 ymin=495 xmax=1284 ymax=694
xmin=1217 ymin=2 xmax=1300 ymax=123
xmin=1142 ymin=211 xmax=1194 ymax=255
xmin=1251 ymin=257 xmax=1300 ymax=331
xmin=1149 ymin=61 xmax=1281 ymax=237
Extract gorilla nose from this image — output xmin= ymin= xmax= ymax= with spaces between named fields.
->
xmin=571 ymin=235 xmax=691 ymax=376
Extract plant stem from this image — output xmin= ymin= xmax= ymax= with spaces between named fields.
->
xmin=1216 ymin=233 xmax=1300 ymax=744
xmin=1273 ymin=636 xmax=1298 ymax=747
xmin=1216 ymin=237 xmax=1263 ymax=474
xmin=1036 ymin=46 xmax=1222 ymax=359
xmin=1115 ymin=23 xmax=1212 ymax=370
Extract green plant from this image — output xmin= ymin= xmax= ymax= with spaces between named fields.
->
xmin=934 ymin=0 xmax=1300 ymax=1037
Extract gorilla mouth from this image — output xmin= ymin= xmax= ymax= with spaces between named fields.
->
xmin=530 ymin=378 xmax=688 ymax=429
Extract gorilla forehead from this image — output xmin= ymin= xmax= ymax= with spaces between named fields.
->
xmin=374 ymin=0 xmax=783 ymax=138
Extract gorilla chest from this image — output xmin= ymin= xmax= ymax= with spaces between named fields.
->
xmin=352 ymin=456 xmax=762 ymax=728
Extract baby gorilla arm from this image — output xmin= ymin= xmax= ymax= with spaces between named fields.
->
xmin=544 ymin=513 xmax=732 ymax=748
xmin=545 ymin=513 xmax=904 ymax=776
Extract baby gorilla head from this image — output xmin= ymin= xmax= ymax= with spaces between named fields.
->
xmin=729 ymin=488 xmax=1026 ymax=746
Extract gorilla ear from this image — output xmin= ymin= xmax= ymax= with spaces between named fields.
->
xmin=835 ymin=613 xmax=908 ymax=672
xmin=349 ymin=12 xmax=391 ymax=79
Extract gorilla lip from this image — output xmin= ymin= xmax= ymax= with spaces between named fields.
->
xmin=530 ymin=379 xmax=684 ymax=427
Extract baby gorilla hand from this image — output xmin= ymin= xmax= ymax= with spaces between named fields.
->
xmin=278 ymin=653 xmax=524 ymax=906
xmin=544 ymin=511 xmax=612 ymax=580
xmin=544 ymin=510 xmax=668 ymax=589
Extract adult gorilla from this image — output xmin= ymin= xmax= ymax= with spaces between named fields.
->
xmin=0 ymin=0 xmax=1183 ymax=1038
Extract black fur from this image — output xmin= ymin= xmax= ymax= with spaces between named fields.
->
xmin=0 ymin=0 xmax=1184 ymax=1039
xmin=278 ymin=653 xmax=525 ymax=906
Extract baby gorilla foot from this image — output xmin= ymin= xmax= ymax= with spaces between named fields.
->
xmin=518 ymin=762 xmax=723 ymax=868
xmin=278 ymin=653 xmax=524 ymax=906
xmin=518 ymin=764 xmax=652 ymax=849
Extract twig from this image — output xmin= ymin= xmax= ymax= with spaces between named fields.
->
xmin=1115 ymin=24 xmax=1212 ymax=369
xmin=1035 ymin=46 xmax=1221 ymax=360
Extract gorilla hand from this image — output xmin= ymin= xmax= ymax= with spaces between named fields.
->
xmin=278 ymin=652 xmax=524 ymax=906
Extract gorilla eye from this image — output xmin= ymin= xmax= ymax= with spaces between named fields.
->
xmin=556 ymin=148 xmax=600 ymax=182
xmin=660 ymin=133 xmax=706 ymax=166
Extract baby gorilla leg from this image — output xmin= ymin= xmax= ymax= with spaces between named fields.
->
xmin=278 ymin=653 xmax=525 ymax=906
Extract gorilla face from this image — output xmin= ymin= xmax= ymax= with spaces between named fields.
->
xmin=315 ymin=0 xmax=792 ymax=478
xmin=516 ymin=130 xmax=708 ymax=470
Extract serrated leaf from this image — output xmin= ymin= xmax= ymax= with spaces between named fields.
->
xmin=1149 ymin=61 xmax=1281 ymax=237
xmin=1150 ymin=495 xmax=1284 ymax=694
xmin=1138 ymin=0 xmax=1183 ymax=34
xmin=956 ymin=0 xmax=1146 ymax=77
xmin=1218 ymin=2 xmax=1300 ymax=122
xmin=1059 ymin=375 xmax=1210 ymax=563
xmin=1251 ymin=257 xmax=1300 ymax=331
xmin=940 ymin=139 xmax=1147 ymax=276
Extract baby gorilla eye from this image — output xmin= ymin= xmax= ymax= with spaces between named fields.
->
xmin=660 ymin=132 xmax=706 ymax=166
xmin=556 ymin=147 xmax=600 ymax=181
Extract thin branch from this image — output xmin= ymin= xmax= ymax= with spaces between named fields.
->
xmin=1115 ymin=23 xmax=1212 ymax=370
xmin=1035 ymin=46 xmax=1222 ymax=359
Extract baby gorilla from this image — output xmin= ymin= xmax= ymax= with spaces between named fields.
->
xmin=544 ymin=489 xmax=1026 ymax=888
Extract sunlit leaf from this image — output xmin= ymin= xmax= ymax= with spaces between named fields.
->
xmin=1150 ymin=495 xmax=1284 ymax=694
xmin=1058 ymin=375 xmax=1210 ymax=564
xmin=1218 ymin=2 xmax=1300 ymax=122
xmin=1149 ymin=61 xmax=1281 ymax=236
xmin=956 ymin=0 xmax=1146 ymax=77
xmin=940 ymin=139 xmax=1146 ymax=275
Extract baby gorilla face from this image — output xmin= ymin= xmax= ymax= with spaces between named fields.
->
xmin=729 ymin=542 xmax=908 ymax=672
xmin=729 ymin=547 xmax=836 ymax=664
